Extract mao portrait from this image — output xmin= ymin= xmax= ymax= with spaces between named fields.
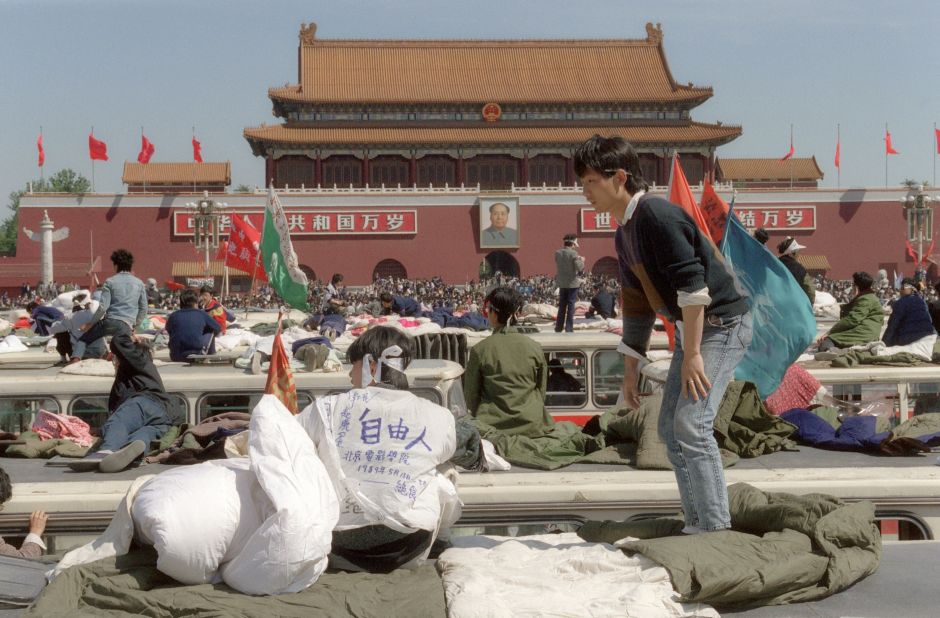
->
xmin=479 ymin=198 xmax=519 ymax=248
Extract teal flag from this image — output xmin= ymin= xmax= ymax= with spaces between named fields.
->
xmin=260 ymin=186 xmax=309 ymax=311
xmin=721 ymin=214 xmax=815 ymax=398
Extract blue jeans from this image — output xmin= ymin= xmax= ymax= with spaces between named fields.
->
xmin=555 ymin=288 xmax=578 ymax=333
xmin=658 ymin=311 xmax=753 ymax=531
xmin=79 ymin=318 xmax=132 ymax=359
xmin=99 ymin=394 xmax=173 ymax=452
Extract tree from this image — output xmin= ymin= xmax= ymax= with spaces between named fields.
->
xmin=0 ymin=169 xmax=90 ymax=256
xmin=234 ymin=183 xmax=254 ymax=193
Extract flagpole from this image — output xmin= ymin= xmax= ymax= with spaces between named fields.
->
xmin=789 ymin=124 xmax=794 ymax=190
xmin=836 ymin=124 xmax=841 ymax=188
xmin=91 ymin=125 xmax=96 ymax=193
xmin=934 ymin=122 xmax=937 ymax=188
xmin=39 ymin=126 xmax=44 ymax=184
xmin=885 ymin=122 xmax=889 ymax=188
xmin=192 ymin=125 xmax=197 ymax=193
xmin=141 ymin=126 xmax=147 ymax=193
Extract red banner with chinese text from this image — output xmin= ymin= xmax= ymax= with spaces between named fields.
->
xmin=174 ymin=209 xmax=418 ymax=237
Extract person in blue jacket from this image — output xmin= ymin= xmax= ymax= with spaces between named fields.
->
xmin=379 ymin=292 xmax=423 ymax=317
xmin=165 ymin=288 xmax=221 ymax=362
xmin=27 ymin=301 xmax=63 ymax=336
xmin=882 ymin=278 xmax=936 ymax=349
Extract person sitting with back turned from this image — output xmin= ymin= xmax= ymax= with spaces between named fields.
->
xmin=546 ymin=358 xmax=583 ymax=393
xmin=586 ymin=281 xmax=618 ymax=320
xmin=78 ymin=249 xmax=148 ymax=359
xmin=0 ymin=467 xmax=48 ymax=558
xmin=816 ymin=271 xmax=885 ymax=355
xmin=464 ymin=286 xmax=555 ymax=438
xmin=874 ymin=277 xmax=937 ymax=360
xmin=166 ymin=288 xmax=221 ymax=362
xmin=295 ymin=326 xmax=458 ymax=573
xmin=69 ymin=335 xmax=180 ymax=473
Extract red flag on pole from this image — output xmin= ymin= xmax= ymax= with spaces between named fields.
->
xmin=924 ymin=239 xmax=935 ymax=267
xmin=137 ymin=135 xmax=155 ymax=164
xmin=780 ymin=139 xmax=794 ymax=161
xmin=834 ymin=138 xmax=841 ymax=169
xmin=88 ymin=132 xmax=108 ymax=161
xmin=225 ymin=213 xmax=268 ymax=282
xmin=37 ymin=134 xmax=45 ymax=167
xmin=885 ymin=130 xmax=899 ymax=155
xmin=699 ymin=181 xmax=731 ymax=244
xmin=192 ymin=136 xmax=203 ymax=163
xmin=935 ymin=128 xmax=940 ymax=155
xmin=906 ymin=239 xmax=918 ymax=262
xmin=667 ymin=154 xmax=714 ymax=242
xmin=265 ymin=319 xmax=298 ymax=414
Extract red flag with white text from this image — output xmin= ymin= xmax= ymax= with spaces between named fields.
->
xmin=88 ymin=132 xmax=108 ymax=161
xmin=225 ymin=213 xmax=268 ymax=282
xmin=699 ymin=181 xmax=731 ymax=244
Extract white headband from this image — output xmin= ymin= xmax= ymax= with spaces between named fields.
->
xmin=360 ymin=345 xmax=404 ymax=386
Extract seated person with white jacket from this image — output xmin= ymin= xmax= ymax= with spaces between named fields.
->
xmin=296 ymin=326 xmax=459 ymax=573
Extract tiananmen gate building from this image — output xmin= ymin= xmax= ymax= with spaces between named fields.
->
xmin=1 ymin=22 xmax=932 ymax=293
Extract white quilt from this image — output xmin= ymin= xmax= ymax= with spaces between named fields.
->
xmin=438 ymin=533 xmax=719 ymax=618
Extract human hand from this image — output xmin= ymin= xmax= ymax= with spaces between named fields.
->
xmin=28 ymin=511 xmax=48 ymax=536
xmin=79 ymin=323 xmax=91 ymax=333
xmin=621 ymin=369 xmax=641 ymax=409
xmin=681 ymin=352 xmax=711 ymax=401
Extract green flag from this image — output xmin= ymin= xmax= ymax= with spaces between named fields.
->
xmin=260 ymin=186 xmax=309 ymax=310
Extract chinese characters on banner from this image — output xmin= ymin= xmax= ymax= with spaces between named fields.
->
xmin=174 ymin=209 xmax=418 ymax=237
xmin=579 ymin=205 xmax=817 ymax=232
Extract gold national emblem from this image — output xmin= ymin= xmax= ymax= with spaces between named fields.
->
xmin=482 ymin=103 xmax=502 ymax=123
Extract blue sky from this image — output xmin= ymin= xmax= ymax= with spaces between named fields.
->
xmin=1 ymin=0 xmax=938 ymax=213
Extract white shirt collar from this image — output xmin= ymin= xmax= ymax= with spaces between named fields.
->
xmin=616 ymin=190 xmax=646 ymax=225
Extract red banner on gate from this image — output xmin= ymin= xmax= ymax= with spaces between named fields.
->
xmin=174 ymin=209 xmax=418 ymax=237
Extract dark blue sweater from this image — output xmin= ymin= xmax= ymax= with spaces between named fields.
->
xmin=166 ymin=307 xmax=221 ymax=361
xmin=883 ymin=294 xmax=936 ymax=347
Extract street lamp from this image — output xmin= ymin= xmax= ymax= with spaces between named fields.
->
xmin=185 ymin=191 xmax=228 ymax=281
xmin=901 ymin=185 xmax=939 ymax=281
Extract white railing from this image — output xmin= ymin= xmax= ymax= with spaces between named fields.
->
xmin=250 ymin=180 xmax=738 ymax=195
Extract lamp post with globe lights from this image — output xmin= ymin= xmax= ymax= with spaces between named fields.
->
xmin=185 ymin=191 xmax=228 ymax=282
xmin=901 ymin=185 xmax=938 ymax=282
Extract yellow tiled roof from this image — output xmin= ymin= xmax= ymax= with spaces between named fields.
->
xmin=122 ymin=162 xmax=231 ymax=185
xmin=796 ymin=254 xmax=831 ymax=271
xmin=717 ymin=157 xmax=823 ymax=181
xmin=243 ymin=122 xmax=741 ymax=147
xmin=272 ymin=25 xmax=712 ymax=105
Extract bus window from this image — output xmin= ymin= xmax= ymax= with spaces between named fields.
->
xmin=70 ymin=394 xmax=189 ymax=432
xmin=592 ymin=350 xmax=624 ymax=407
xmin=197 ymin=392 xmax=312 ymax=422
xmin=910 ymin=382 xmax=940 ymax=416
xmin=544 ymin=352 xmax=587 ymax=408
xmin=447 ymin=379 xmax=468 ymax=418
xmin=411 ymin=388 xmax=444 ymax=406
xmin=0 ymin=398 xmax=59 ymax=433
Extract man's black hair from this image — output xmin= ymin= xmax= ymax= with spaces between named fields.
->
xmin=754 ymin=228 xmax=770 ymax=245
xmin=0 ymin=466 xmax=11 ymax=504
xmin=110 ymin=249 xmax=134 ymax=272
xmin=26 ymin=300 xmax=40 ymax=312
xmin=330 ymin=273 xmax=344 ymax=285
xmin=199 ymin=285 xmax=215 ymax=296
xmin=573 ymin=134 xmax=649 ymax=194
xmin=852 ymin=271 xmax=875 ymax=292
xmin=489 ymin=202 xmax=510 ymax=214
xmin=180 ymin=288 xmax=199 ymax=307
xmin=484 ymin=286 xmax=522 ymax=326
xmin=379 ymin=292 xmax=393 ymax=304
xmin=347 ymin=326 xmax=412 ymax=390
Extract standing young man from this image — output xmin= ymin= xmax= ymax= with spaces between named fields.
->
xmin=78 ymin=249 xmax=147 ymax=358
xmin=574 ymin=135 xmax=751 ymax=533
xmin=554 ymin=234 xmax=584 ymax=333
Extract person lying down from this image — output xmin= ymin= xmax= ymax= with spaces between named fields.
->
xmin=49 ymin=326 xmax=459 ymax=594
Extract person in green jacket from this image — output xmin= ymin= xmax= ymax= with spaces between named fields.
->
xmin=464 ymin=286 xmax=555 ymax=438
xmin=817 ymin=271 xmax=885 ymax=352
